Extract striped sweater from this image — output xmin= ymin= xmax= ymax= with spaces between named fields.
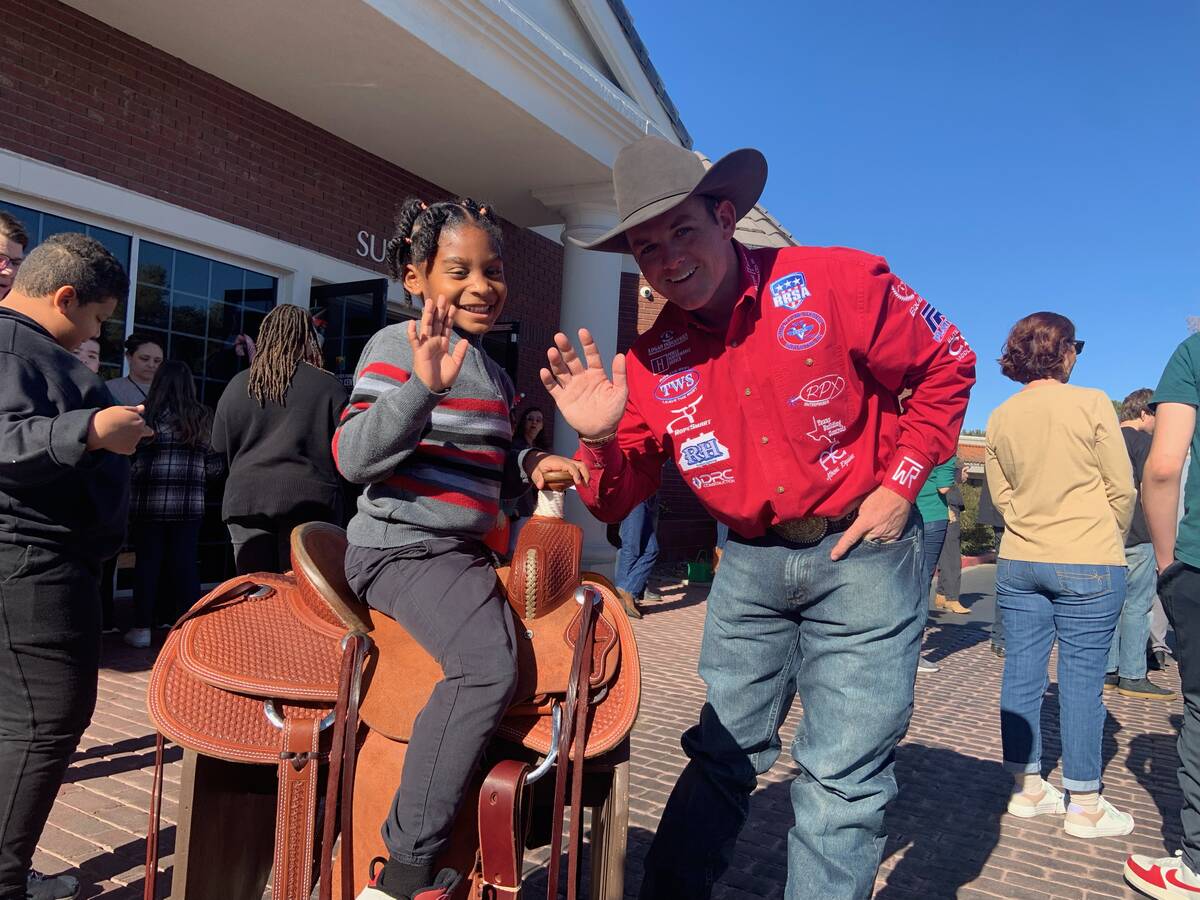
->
xmin=334 ymin=322 xmax=516 ymax=549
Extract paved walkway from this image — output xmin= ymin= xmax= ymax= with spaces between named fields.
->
xmin=32 ymin=564 xmax=1183 ymax=898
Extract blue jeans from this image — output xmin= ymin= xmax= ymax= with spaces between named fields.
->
xmin=616 ymin=495 xmax=659 ymax=597
xmin=1107 ymin=542 xmax=1154 ymax=679
xmin=639 ymin=516 xmax=924 ymax=900
xmin=997 ymin=559 xmax=1125 ymax=791
xmin=920 ymin=518 xmax=948 ymax=602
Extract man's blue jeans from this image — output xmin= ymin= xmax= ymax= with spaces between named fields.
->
xmin=638 ymin=516 xmax=924 ymax=900
xmin=997 ymin=559 xmax=1124 ymax=791
xmin=616 ymin=494 xmax=659 ymax=597
xmin=1107 ymin=542 xmax=1155 ymax=679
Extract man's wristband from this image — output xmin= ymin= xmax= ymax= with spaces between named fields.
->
xmin=579 ymin=431 xmax=617 ymax=449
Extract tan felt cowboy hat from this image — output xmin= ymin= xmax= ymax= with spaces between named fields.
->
xmin=575 ymin=136 xmax=768 ymax=253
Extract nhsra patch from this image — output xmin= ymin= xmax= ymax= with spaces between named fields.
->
xmin=777 ymin=311 xmax=827 ymax=352
xmin=770 ymin=272 xmax=811 ymax=310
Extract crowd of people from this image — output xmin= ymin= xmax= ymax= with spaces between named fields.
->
xmin=0 ymin=132 xmax=1196 ymax=900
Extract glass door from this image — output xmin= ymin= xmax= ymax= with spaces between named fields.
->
xmin=309 ymin=279 xmax=392 ymax=386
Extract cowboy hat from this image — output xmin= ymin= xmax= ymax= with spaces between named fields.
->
xmin=574 ymin=136 xmax=768 ymax=253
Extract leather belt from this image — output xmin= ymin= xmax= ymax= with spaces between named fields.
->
xmin=771 ymin=509 xmax=858 ymax=546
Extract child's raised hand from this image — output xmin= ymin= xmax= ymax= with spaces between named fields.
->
xmin=523 ymin=451 xmax=590 ymax=490
xmin=408 ymin=294 xmax=469 ymax=393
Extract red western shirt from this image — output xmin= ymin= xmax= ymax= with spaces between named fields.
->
xmin=575 ymin=242 xmax=976 ymax=536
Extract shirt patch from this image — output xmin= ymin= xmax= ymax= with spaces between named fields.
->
xmin=665 ymin=397 xmax=711 ymax=436
xmin=789 ymin=374 xmax=846 ymax=407
xmin=819 ymin=444 xmax=854 ymax=481
xmin=678 ymin=431 xmax=730 ymax=471
xmin=692 ymin=468 xmax=735 ymax=490
xmin=648 ymin=330 xmax=691 ymax=374
xmin=892 ymin=456 xmax=925 ymax=488
xmin=806 ymin=416 xmax=846 ymax=444
xmin=654 ymin=368 xmax=701 ymax=403
xmin=946 ymin=328 xmax=971 ymax=358
xmin=770 ymin=273 xmax=811 ymax=310
xmin=776 ymin=311 xmax=827 ymax=352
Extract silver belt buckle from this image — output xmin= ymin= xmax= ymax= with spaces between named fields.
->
xmin=773 ymin=516 xmax=829 ymax=545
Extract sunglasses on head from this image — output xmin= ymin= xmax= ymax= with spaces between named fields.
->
xmin=1073 ymin=340 xmax=1085 ymax=355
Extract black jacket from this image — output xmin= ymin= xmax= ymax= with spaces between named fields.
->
xmin=0 ymin=307 xmax=130 ymax=563
xmin=212 ymin=363 xmax=349 ymax=522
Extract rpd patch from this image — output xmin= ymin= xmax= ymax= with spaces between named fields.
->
xmin=678 ymin=431 xmax=730 ymax=472
xmin=776 ymin=311 xmax=827 ymax=352
xmin=770 ymin=273 xmax=811 ymax=310
xmin=654 ymin=368 xmax=701 ymax=403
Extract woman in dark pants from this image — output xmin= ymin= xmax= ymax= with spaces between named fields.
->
xmin=125 ymin=361 xmax=223 ymax=648
xmin=212 ymin=304 xmax=348 ymax=574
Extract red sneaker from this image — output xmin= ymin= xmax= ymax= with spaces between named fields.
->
xmin=1126 ymin=852 xmax=1200 ymax=898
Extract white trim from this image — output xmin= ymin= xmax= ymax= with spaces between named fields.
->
xmin=0 ymin=148 xmax=402 ymax=306
xmin=368 ymin=0 xmax=671 ymax=166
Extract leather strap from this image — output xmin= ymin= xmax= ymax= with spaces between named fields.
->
xmin=273 ymin=716 xmax=323 ymax=900
xmin=565 ymin=609 xmax=595 ymax=900
xmin=477 ymin=759 xmax=530 ymax=896
xmin=545 ymin=592 xmax=598 ymax=900
xmin=143 ymin=733 xmax=166 ymax=900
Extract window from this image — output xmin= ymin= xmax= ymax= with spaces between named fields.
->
xmin=134 ymin=240 xmax=278 ymax=406
xmin=0 ymin=200 xmax=132 ymax=381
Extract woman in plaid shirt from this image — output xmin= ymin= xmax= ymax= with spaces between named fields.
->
xmin=125 ymin=361 xmax=224 ymax=648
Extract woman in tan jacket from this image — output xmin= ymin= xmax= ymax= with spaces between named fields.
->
xmin=986 ymin=311 xmax=1135 ymax=840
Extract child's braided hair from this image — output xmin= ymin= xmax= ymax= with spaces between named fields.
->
xmin=383 ymin=198 xmax=504 ymax=301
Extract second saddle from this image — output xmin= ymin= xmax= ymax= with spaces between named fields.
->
xmin=146 ymin=506 xmax=641 ymax=899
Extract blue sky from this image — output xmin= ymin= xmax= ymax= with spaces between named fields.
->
xmin=625 ymin=0 xmax=1200 ymax=429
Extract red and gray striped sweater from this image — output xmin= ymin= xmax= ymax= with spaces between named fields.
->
xmin=334 ymin=323 xmax=517 ymax=549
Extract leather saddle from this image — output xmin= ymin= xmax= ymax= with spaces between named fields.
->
xmin=145 ymin=495 xmax=640 ymax=900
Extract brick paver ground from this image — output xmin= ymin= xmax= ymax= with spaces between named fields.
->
xmin=32 ymin=564 xmax=1183 ymax=898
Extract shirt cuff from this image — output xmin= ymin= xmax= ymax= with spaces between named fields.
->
xmin=881 ymin=447 xmax=936 ymax=504
xmin=50 ymin=408 xmax=99 ymax=468
xmin=577 ymin=435 xmax=623 ymax=472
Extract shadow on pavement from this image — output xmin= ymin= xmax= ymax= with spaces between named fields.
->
xmin=1127 ymin=713 xmax=1185 ymax=851
xmin=878 ymin=745 xmax=1007 ymax=899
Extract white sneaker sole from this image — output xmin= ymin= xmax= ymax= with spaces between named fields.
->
xmin=1065 ymin=814 xmax=1135 ymax=838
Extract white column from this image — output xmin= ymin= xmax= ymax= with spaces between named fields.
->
xmin=533 ymin=184 xmax=625 ymax=577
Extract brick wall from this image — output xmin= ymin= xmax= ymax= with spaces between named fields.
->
xmin=0 ymin=0 xmax=563 ymax=405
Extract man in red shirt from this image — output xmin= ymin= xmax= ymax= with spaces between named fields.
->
xmin=541 ymin=137 xmax=975 ymax=898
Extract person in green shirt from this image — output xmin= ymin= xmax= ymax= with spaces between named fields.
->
xmin=1124 ymin=334 xmax=1200 ymax=895
xmin=911 ymin=456 xmax=960 ymax=674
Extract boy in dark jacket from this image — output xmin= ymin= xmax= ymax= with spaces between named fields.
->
xmin=0 ymin=233 xmax=149 ymax=900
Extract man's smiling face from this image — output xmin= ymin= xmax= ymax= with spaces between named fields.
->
xmin=626 ymin=196 xmax=738 ymax=312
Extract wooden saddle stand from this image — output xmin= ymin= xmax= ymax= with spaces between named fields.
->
xmin=144 ymin=481 xmax=641 ymax=900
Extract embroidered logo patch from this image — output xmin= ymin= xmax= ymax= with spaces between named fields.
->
xmin=777 ymin=311 xmax=827 ymax=352
xmin=770 ymin=272 xmax=811 ymax=310
xmin=788 ymin=374 xmax=846 ymax=407
xmin=692 ymin=468 xmax=735 ymax=489
xmin=654 ymin=368 xmax=701 ymax=403
xmin=678 ymin=431 xmax=730 ymax=472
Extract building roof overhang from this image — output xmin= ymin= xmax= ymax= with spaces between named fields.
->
xmin=63 ymin=0 xmax=692 ymax=227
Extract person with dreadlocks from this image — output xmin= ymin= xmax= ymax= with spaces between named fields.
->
xmin=335 ymin=197 xmax=586 ymax=900
xmin=212 ymin=303 xmax=349 ymax=574
xmin=124 ymin=361 xmax=224 ymax=648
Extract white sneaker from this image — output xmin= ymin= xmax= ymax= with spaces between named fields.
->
xmin=1007 ymin=781 xmax=1066 ymax=818
xmin=1064 ymin=796 xmax=1135 ymax=838
xmin=916 ymin=656 xmax=939 ymax=674
xmin=123 ymin=628 xmax=151 ymax=649
xmin=1125 ymin=850 xmax=1200 ymax=898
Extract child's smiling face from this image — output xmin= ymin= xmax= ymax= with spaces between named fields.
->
xmin=405 ymin=224 xmax=507 ymax=336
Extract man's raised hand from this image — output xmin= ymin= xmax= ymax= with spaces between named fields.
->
xmin=540 ymin=329 xmax=627 ymax=440
xmin=408 ymin=294 xmax=469 ymax=393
